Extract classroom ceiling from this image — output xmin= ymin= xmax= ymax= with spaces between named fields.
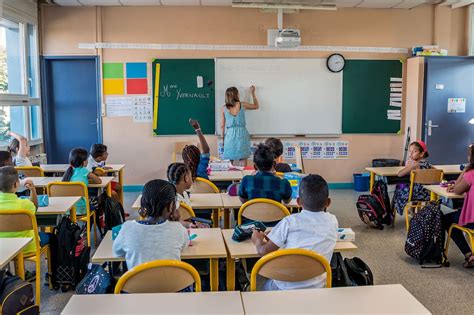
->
xmin=50 ymin=0 xmax=474 ymax=9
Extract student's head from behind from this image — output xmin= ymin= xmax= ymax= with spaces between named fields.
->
xmin=0 ymin=166 xmax=19 ymax=193
xmin=167 ymin=162 xmax=192 ymax=190
xmin=8 ymin=138 xmax=30 ymax=156
xmin=0 ymin=151 xmax=13 ymax=167
xmin=253 ymin=144 xmax=275 ymax=172
xmin=409 ymin=141 xmax=429 ymax=161
xmin=140 ymin=179 xmax=178 ymax=221
xmin=90 ymin=144 xmax=108 ymax=162
xmin=182 ymin=145 xmax=201 ymax=180
xmin=62 ymin=148 xmax=89 ymax=182
xmin=225 ymin=87 xmax=240 ymax=109
xmin=265 ymin=138 xmax=284 ymax=162
xmin=297 ymin=174 xmax=331 ymax=212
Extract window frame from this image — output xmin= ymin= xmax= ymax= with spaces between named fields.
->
xmin=0 ymin=7 xmax=42 ymax=149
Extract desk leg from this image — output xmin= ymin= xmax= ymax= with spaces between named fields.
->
xmin=369 ymin=171 xmax=375 ymax=192
xmin=210 ymin=258 xmax=219 ymax=291
xmin=212 ymin=209 xmax=219 ymax=228
xmin=106 ymin=183 xmax=112 ymax=197
xmin=71 ymin=206 xmax=77 ymax=223
xmin=226 ymin=254 xmax=235 ymax=291
xmin=224 ymin=209 xmax=230 ymax=229
xmin=14 ymin=252 xmax=25 ymax=280
xmin=118 ymin=169 xmax=124 ymax=205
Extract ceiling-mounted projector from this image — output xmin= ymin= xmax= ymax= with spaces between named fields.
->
xmin=275 ymin=29 xmax=301 ymax=48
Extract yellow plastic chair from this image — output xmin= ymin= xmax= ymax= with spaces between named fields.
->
xmin=179 ymin=202 xmax=196 ymax=221
xmin=0 ymin=210 xmax=53 ymax=307
xmin=189 ymin=177 xmax=220 ymax=194
xmin=445 ymin=225 xmax=474 ymax=260
xmin=237 ymin=198 xmax=291 ymax=225
xmin=15 ymin=166 xmax=45 ymax=177
xmin=404 ymin=169 xmax=444 ymax=230
xmin=250 ymin=248 xmax=332 ymax=291
xmin=114 ymin=260 xmax=201 ymax=294
xmin=172 ymin=142 xmax=197 ymax=163
xmin=47 ymin=182 xmax=98 ymax=246
xmin=93 ymin=167 xmax=106 ymax=176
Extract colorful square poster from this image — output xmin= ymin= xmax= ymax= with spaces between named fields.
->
xmin=127 ymin=78 xmax=148 ymax=94
xmin=103 ymin=63 xmax=124 ymax=79
xmin=126 ymin=62 xmax=147 ymax=79
xmin=104 ymin=79 xmax=124 ymax=95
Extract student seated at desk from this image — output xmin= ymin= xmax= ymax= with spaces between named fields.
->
xmin=0 ymin=151 xmax=12 ymax=167
xmin=62 ymin=148 xmax=101 ymax=216
xmin=251 ymin=174 xmax=338 ymax=290
xmin=113 ymin=179 xmax=188 ymax=270
xmin=265 ymin=138 xmax=291 ymax=173
xmin=443 ymin=144 xmax=474 ymax=268
xmin=239 ymin=144 xmax=292 ymax=204
xmin=393 ymin=141 xmax=433 ymax=215
xmin=0 ymin=166 xmax=50 ymax=252
xmin=183 ymin=119 xmax=210 ymax=180
xmin=8 ymin=131 xmax=32 ymax=167
xmin=87 ymin=144 xmax=121 ymax=202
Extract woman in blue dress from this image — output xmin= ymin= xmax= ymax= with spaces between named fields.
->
xmin=221 ymin=86 xmax=259 ymax=166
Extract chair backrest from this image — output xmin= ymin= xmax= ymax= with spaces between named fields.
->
xmin=179 ymin=202 xmax=196 ymax=221
xmin=47 ymin=182 xmax=88 ymax=199
xmin=189 ymin=177 xmax=220 ymax=194
xmin=294 ymin=146 xmax=305 ymax=174
xmin=237 ymin=198 xmax=291 ymax=225
xmin=408 ymin=169 xmax=444 ymax=201
xmin=15 ymin=166 xmax=44 ymax=177
xmin=0 ymin=210 xmax=40 ymax=255
xmin=250 ymin=248 xmax=331 ymax=291
xmin=173 ymin=142 xmax=197 ymax=163
xmin=114 ymin=260 xmax=201 ymax=294
xmin=94 ymin=167 xmax=106 ymax=176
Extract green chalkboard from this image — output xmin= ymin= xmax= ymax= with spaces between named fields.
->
xmin=342 ymin=60 xmax=402 ymax=133
xmin=152 ymin=59 xmax=215 ymax=135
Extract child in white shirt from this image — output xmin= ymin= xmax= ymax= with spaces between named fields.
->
xmin=252 ymin=174 xmax=338 ymax=290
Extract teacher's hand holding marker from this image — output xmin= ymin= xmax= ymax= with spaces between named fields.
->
xmin=221 ymin=85 xmax=259 ymax=167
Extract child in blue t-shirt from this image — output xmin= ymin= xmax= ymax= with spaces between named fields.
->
xmin=62 ymin=148 xmax=102 ymax=216
xmin=182 ymin=119 xmax=210 ymax=180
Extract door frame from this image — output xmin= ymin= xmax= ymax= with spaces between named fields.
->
xmin=41 ymin=56 xmax=102 ymax=159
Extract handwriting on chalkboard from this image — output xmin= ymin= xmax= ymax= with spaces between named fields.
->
xmin=160 ymin=84 xmax=210 ymax=101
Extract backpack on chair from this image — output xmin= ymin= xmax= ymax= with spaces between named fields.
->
xmin=50 ymin=217 xmax=91 ymax=291
xmin=405 ymin=201 xmax=448 ymax=267
xmin=96 ymin=192 xmax=125 ymax=238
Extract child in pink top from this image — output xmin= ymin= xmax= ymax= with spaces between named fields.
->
xmin=443 ymin=144 xmax=474 ymax=268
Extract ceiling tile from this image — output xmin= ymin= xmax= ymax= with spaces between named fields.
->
xmin=393 ymin=0 xmax=432 ymax=9
xmin=330 ymin=0 xmax=363 ymax=8
xmin=160 ymin=0 xmax=201 ymax=5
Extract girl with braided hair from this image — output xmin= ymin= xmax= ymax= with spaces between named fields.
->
xmin=183 ymin=118 xmax=211 ymax=180
xmin=112 ymin=179 xmax=188 ymax=269
xmin=167 ymin=162 xmax=193 ymax=205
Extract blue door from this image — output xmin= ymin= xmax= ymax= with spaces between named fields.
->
xmin=41 ymin=57 xmax=101 ymax=163
xmin=423 ymin=57 xmax=474 ymax=164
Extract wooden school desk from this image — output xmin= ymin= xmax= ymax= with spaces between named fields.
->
xmin=36 ymin=196 xmax=81 ymax=216
xmin=0 ymin=238 xmax=32 ymax=279
xmin=132 ymin=193 xmax=224 ymax=227
xmin=221 ymin=229 xmax=358 ymax=291
xmin=241 ymin=284 xmax=431 ymax=314
xmin=208 ymin=170 xmax=245 ymax=182
xmin=366 ymin=164 xmax=463 ymax=191
xmin=91 ymin=229 xmax=227 ymax=292
xmin=41 ymin=164 xmax=126 ymax=204
xmin=423 ymin=185 xmax=465 ymax=201
xmin=62 ymin=291 xmax=244 ymax=315
xmin=25 ymin=176 xmax=115 ymax=197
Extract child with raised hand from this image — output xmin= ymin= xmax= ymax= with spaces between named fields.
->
xmin=183 ymin=118 xmax=210 ymax=180
xmin=62 ymin=148 xmax=101 ymax=216
xmin=393 ymin=141 xmax=433 ymax=215
xmin=443 ymin=144 xmax=474 ymax=268
xmin=113 ymin=179 xmax=188 ymax=269
xmin=252 ymin=174 xmax=338 ymax=290
xmin=8 ymin=131 xmax=32 ymax=167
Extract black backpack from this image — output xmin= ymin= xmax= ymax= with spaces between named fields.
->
xmin=50 ymin=217 xmax=91 ymax=290
xmin=405 ymin=201 xmax=448 ymax=267
xmin=0 ymin=271 xmax=38 ymax=315
xmin=331 ymin=253 xmax=374 ymax=287
xmin=97 ymin=193 xmax=125 ymax=238
xmin=356 ymin=195 xmax=386 ymax=229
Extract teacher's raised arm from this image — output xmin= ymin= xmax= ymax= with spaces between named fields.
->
xmin=221 ymin=86 xmax=259 ymax=166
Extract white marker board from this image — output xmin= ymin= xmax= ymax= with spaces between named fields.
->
xmin=215 ymin=58 xmax=342 ymax=135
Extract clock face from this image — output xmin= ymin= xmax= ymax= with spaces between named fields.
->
xmin=327 ymin=54 xmax=345 ymax=73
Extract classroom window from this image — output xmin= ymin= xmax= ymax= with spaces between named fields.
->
xmin=0 ymin=105 xmax=27 ymax=146
xmin=27 ymin=23 xmax=39 ymax=98
xmin=29 ymin=105 xmax=41 ymax=140
xmin=0 ymin=18 xmax=24 ymax=95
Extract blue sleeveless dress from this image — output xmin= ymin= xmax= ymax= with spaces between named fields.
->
xmin=223 ymin=106 xmax=251 ymax=160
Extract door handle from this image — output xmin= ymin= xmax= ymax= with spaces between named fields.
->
xmin=426 ymin=120 xmax=439 ymax=136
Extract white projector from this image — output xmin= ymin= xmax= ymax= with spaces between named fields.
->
xmin=275 ymin=29 xmax=301 ymax=48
